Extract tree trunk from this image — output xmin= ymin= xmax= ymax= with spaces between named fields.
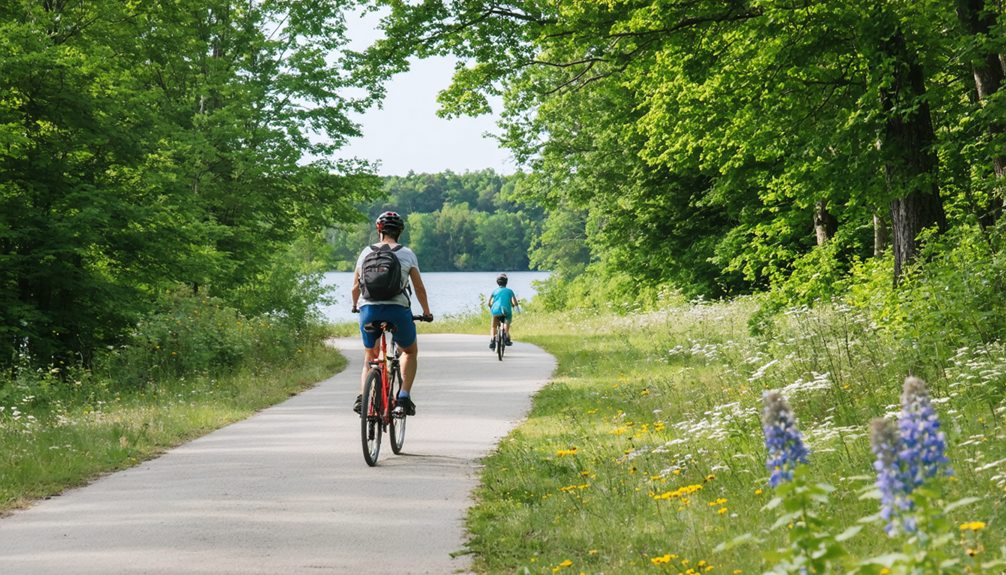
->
xmin=957 ymin=0 xmax=1006 ymax=226
xmin=873 ymin=211 xmax=888 ymax=257
xmin=877 ymin=29 xmax=947 ymax=282
xmin=813 ymin=200 xmax=838 ymax=246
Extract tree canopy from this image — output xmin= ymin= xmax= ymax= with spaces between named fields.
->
xmin=1 ymin=0 xmax=378 ymax=368
xmin=356 ymin=0 xmax=1006 ymax=299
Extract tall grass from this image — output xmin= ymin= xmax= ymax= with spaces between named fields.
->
xmin=0 ymin=292 xmax=345 ymax=513
xmin=461 ymin=297 xmax=1006 ymax=573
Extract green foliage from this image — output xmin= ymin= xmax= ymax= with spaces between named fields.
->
xmin=355 ymin=0 xmax=1006 ymax=308
xmin=0 ymin=1 xmax=379 ymax=370
xmin=0 ymin=325 xmax=343 ymax=512
xmin=98 ymin=290 xmax=291 ymax=385
xmin=463 ymin=294 xmax=1006 ymax=573
xmin=324 ymin=170 xmax=542 ymax=271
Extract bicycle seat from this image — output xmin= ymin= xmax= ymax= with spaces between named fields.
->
xmin=363 ymin=321 xmax=396 ymax=334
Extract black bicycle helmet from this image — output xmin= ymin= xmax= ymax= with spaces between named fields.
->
xmin=496 ymin=273 xmax=508 ymax=286
xmin=376 ymin=211 xmax=405 ymax=237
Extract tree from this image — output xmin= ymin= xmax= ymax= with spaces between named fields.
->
xmin=1 ymin=0 xmax=378 ymax=369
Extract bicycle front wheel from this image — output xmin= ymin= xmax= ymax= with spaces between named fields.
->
xmin=497 ymin=331 xmax=505 ymax=361
xmin=361 ymin=368 xmax=383 ymax=466
xmin=389 ymin=366 xmax=406 ymax=454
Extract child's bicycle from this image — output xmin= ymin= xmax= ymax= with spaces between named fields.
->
xmin=493 ymin=314 xmax=508 ymax=361
xmin=360 ymin=315 xmax=432 ymax=466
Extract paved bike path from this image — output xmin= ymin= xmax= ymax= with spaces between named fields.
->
xmin=0 ymin=334 xmax=556 ymax=574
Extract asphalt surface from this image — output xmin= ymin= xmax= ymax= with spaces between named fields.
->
xmin=0 ymin=334 xmax=556 ymax=575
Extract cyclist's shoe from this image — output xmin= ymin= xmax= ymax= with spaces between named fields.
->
xmin=353 ymin=394 xmax=362 ymax=414
xmin=505 ymin=335 xmax=513 ymax=346
xmin=489 ymin=339 xmax=496 ymax=350
xmin=394 ymin=395 xmax=416 ymax=416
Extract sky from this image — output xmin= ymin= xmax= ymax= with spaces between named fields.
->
xmin=334 ymin=12 xmax=516 ymax=177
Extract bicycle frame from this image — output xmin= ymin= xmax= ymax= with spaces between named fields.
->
xmin=360 ymin=314 xmax=429 ymax=466
xmin=369 ymin=327 xmax=397 ymax=422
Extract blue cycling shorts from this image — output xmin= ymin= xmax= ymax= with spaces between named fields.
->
xmin=359 ymin=304 xmax=417 ymax=349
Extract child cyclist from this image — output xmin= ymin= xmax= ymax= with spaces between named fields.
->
xmin=488 ymin=273 xmax=519 ymax=350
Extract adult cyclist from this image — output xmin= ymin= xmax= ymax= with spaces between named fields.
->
xmin=351 ymin=211 xmax=433 ymax=416
xmin=488 ymin=273 xmax=519 ymax=350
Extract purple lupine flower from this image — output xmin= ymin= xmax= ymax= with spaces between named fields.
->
xmin=762 ymin=391 xmax=809 ymax=487
xmin=898 ymin=376 xmax=951 ymax=488
xmin=870 ymin=418 xmax=912 ymax=535
xmin=870 ymin=377 xmax=952 ymax=536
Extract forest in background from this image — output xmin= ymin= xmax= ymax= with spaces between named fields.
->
xmin=324 ymin=169 xmax=545 ymax=272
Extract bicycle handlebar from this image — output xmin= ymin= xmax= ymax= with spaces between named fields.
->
xmin=351 ymin=308 xmax=434 ymax=323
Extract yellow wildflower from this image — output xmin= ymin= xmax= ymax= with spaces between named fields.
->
xmin=556 ymin=448 xmax=578 ymax=457
xmin=552 ymin=559 xmax=574 ymax=573
xmin=651 ymin=554 xmax=672 ymax=565
xmin=959 ymin=521 xmax=986 ymax=531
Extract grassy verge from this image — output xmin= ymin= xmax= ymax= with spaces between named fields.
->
xmin=0 ymin=340 xmax=344 ymax=514
xmin=455 ymin=300 xmax=1006 ymax=573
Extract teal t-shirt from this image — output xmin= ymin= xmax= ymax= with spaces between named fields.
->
xmin=490 ymin=287 xmax=515 ymax=316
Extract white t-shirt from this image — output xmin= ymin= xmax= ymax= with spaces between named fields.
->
xmin=355 ymin=243 xmax=420 ymax=307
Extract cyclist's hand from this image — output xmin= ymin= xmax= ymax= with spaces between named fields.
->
xmin=351 ymin=306 xmax=359 ymax=314
xmin=421 ymin=313 xmax=434 ymax=322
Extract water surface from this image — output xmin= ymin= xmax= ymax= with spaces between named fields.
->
xmin=318 ymin=271 xmax=551 ymax=324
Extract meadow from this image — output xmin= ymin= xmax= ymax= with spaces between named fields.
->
xmin=4 ymin=289 xmax=1004 ymax=573
xmin=436 ymin=300 xmax=1006 ymax=574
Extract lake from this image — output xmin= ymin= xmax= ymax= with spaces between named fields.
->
xmin=317 ymin=271 xmax=552 ymax=324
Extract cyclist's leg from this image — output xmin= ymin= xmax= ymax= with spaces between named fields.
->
xmin=357 ymin=305 xmax=382 ymax=392
xmin=504 ymin=310 xmax=514 ymax=344
xmin=490 ymin=315 xmax=501 ymax=348
xmin=387 ymin=306 xmax=418 ymax=392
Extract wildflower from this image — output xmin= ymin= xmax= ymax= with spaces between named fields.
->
xmin=870 ymin=377 xmax=953 ymax=535
xmin=651 ymin=554 xmax=672 ymax=565
xmin=959 ymin=521 xmax=986 ymax=531
xmin=556 ymin=448 xmax=577 ymax=457
xmin=761 ymin=391 xmax=809 ymax=487
xmin=898 ymin=377 xmax=951 ymax=488
xmin=870 ymin=418 xmax=909 ymax=535
xmin=552 ymin=559 xmax=573 ymax=573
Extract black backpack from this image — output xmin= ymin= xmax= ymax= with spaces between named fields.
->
xmin=360 ymin=244 xmax=406 ymax=301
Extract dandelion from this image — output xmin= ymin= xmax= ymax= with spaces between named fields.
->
xmin=959 ymin=521 xmax=986 ymax=531
xmin=761 ymin=391 xmax=809 ymax=487
xmin=651 ymin=554 xmax=672 ymax=565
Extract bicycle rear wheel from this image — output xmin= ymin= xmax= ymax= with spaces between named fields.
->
xmin=389 ymin=366 xmax=406 ymax=454
xmin=497 ymin=330 xmax=505 ymax=361
xmin=361 ymin=368 xmax=383 ymax=466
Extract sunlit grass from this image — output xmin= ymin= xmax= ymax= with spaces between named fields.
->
xmin=461 ymin=298 xmax=1006 ymax=573
xmin=0 ymin=342 xmax=344 ymax=513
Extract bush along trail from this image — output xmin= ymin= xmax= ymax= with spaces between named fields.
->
xmin=460 ymin=300 xmax=1006 ymax=574
xmin=0 ymin=293 xmax=345 ymax=513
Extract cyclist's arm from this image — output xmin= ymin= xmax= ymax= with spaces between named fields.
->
xmin=409 ymin=267 xmax=433 ymax=319
xmin=351 ymin=269 xmax=361 ymax=311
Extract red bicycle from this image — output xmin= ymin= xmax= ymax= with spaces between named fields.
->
xmin=360 ymin=315 xmax=432 ymax=466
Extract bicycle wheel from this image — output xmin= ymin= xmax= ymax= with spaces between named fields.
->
xmin=497 ymin=330 xmax=505 ymax=361
xmin=361 ymin=368 xmax=383 ymax=466
xmin=389 ymin=366 xmax=407 ymax=454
